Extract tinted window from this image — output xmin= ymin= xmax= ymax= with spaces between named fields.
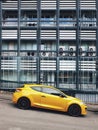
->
xmin=42 ymin=87 xmax=61 ymax=96
xmin=32 ymin=87 xmax=42 ymax=92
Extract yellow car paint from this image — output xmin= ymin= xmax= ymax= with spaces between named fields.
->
xmin=12 ymin=84 xmax=87 ymax=116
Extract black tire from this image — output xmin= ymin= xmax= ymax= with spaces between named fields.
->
xmin=17 ymin=97 xmax=30 ymax=110
xmin=68 ymin=104 xmax=81 ymax=117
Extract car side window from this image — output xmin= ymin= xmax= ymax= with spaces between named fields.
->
xmin=42 ymin=87 xmax=61 ymax=96
xmin=32 ymin=87 xmax=42 ymax=92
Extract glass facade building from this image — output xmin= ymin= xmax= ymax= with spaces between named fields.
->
xmin=0 ymin=0 xmax=98 ymax=91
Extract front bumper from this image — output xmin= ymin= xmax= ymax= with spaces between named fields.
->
xmin=81 ymin=104 xmax=87 ymax=115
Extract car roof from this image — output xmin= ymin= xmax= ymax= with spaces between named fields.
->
xmin=23 ymin=84 xmax=67 ymax=97
xmin=24 ymin=84 xmax=54 ymax=88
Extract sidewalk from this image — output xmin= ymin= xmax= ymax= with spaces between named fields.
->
xmin=0 ymin=91 xmax=98 ymax=112
xmin=0 ymin=91 xmax=13 ymax=100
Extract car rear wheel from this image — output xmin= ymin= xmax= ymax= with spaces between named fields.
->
xmin=17 ymin=97 xmax=30 ymax=109
xmin=68 ymin=104 xmax=81 ymax=117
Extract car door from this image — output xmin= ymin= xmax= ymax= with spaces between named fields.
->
xmin=30 ymin=86 xmax=42 ymax=106
xmin=40 ymin=87 xmax=67 ymax=111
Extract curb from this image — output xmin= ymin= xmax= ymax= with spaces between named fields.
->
xmin=0 ymin=91 xmax=13 ymax=100
xmin=87 ymin=104 xmax=98 ymax=112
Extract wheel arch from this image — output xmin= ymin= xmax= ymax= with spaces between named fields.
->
xmin=67 ymin=103 xmax=82 ymax=116
xmin=17 ymin=96 xmax=31 ymax=107
xmin=66 ymin=102 xmax=81 ymax=112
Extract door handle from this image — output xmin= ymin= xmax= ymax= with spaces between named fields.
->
xmin=41 ymin=95 xmax=46 ymax=98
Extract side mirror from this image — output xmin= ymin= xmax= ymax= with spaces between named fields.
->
xmin=60 ymin=94 xmax=65 ymax=98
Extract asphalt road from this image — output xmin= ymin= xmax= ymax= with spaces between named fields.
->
xmin=0 ymin=98 xmax=98 ymax=130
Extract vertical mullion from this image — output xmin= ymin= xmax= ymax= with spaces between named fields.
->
xmin=56 ymin=0 xmax=60 ymax=88
xmin=76 ymin=0 xmax=80 ymax=90
xmin=17 ymin=0 xmax=21 ymax=85
xmin=17 ymin=0 xmax=21 ymax=57
xmin=96 ymin=0 xmax=98 ymax=89
xmin=37 ymin=0 xmax=41 ymax=84
xmin=0 ymin=1 xmax=2 ymax=88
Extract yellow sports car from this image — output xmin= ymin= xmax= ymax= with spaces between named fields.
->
xmin=12 ymin=84 xmax=87 ymax=116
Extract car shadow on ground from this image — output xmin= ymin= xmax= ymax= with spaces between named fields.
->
xmin=11 ymin=103 xmax=85 ymax=118
xmin=93 ymin=111 xmax=98 ymax=115
xmin=31 ymin=107 xmax=68 ymax=115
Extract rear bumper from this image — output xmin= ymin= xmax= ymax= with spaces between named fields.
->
xmin=12 ymin=93 xmax=20 ymax=104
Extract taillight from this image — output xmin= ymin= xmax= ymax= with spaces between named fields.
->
xmin=16 ymin=88 xmax=22 ymax=92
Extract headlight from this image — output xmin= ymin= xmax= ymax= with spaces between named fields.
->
xmin=80 ymin=101 xmax=86 ymax=106
xmin=80 ymin=101 xmax=84 ymax=104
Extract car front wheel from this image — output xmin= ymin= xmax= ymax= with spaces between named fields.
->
xmin=17 ymin=97 xmax=30 ymax=110
xmin=68 ymin=104 xmax=81 ymax=117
